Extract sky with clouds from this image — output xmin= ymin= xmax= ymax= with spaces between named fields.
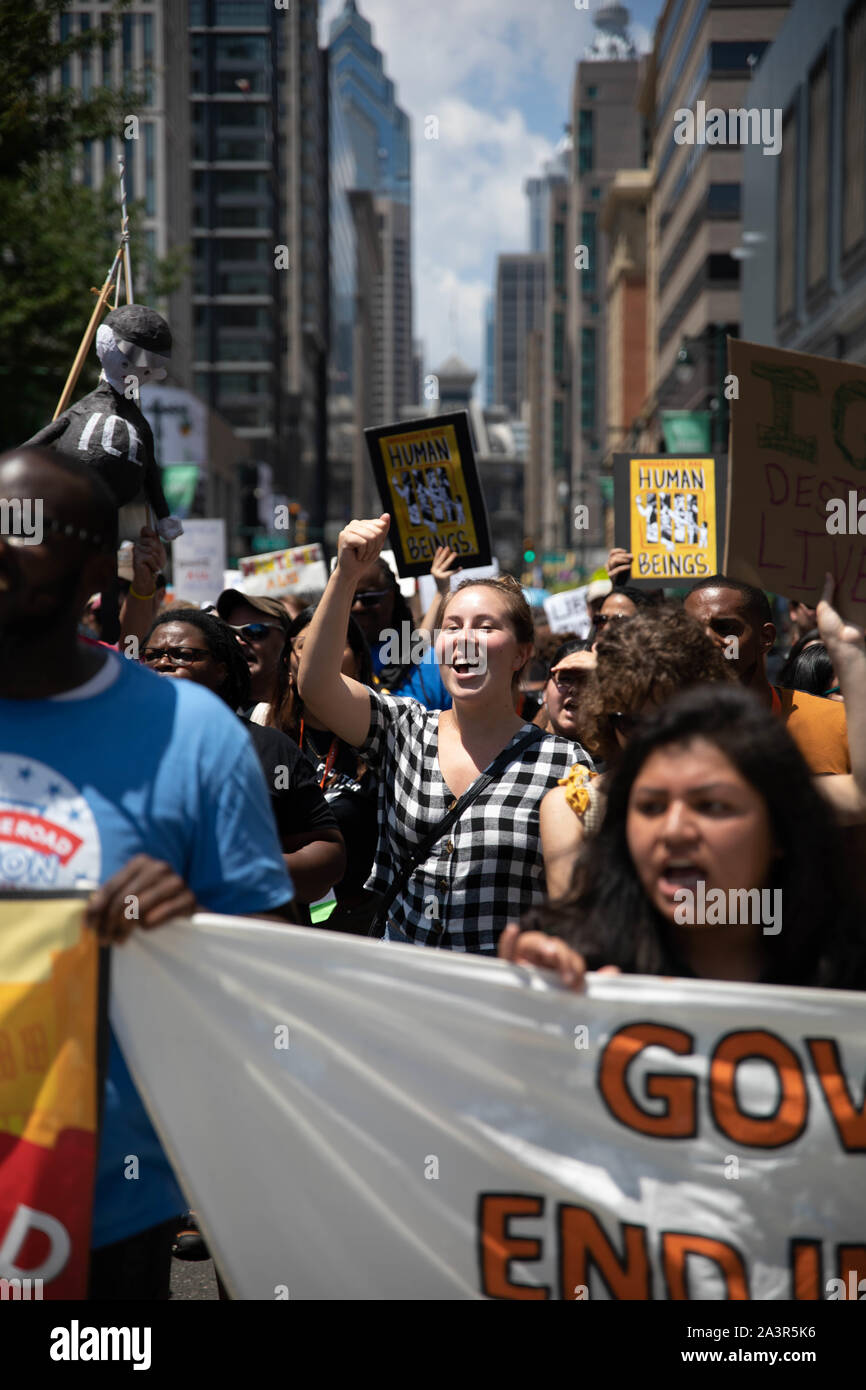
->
xmin=320 ymin=0 xmax=665 ymax=398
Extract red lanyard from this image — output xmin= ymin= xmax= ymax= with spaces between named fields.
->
xmin=300 ymin=719 xmax=339 ymax=789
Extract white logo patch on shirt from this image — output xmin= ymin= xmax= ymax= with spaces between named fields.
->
xmin=0 ymin=756 xmax=101 ymax=889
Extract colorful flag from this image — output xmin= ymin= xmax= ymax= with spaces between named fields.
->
xmin=0 ymin=896 xmax=103 ymax=1299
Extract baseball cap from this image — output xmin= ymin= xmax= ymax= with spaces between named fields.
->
xmin=586 ymin=578 xmax=612 ymax=604
xmin=216 ymin=589 xmax=291 ymax=627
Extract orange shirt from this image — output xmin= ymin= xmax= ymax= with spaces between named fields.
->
xmin=771 ymin=686 xmax=851 ymax=775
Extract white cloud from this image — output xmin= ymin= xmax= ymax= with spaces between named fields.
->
xmin=321 ymin=0 xmax=634 ymax=396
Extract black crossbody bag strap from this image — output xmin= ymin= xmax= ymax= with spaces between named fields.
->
xmin=370 ymin=726 xmax=545 ymax=935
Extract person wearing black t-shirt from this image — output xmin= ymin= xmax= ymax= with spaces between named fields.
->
xmin=140 ymin=609 xmax=345 ymax=910
xmin=256 ymin=606 xmax=381 ymax=934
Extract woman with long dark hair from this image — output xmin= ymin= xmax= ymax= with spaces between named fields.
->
xmin=500 ymin=581 xmax=866 ymax=988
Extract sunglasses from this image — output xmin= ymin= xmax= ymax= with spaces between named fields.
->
xmin=353 ymin=589 xmax=390 ymax=609
xmin=227 ymin=622 xmax=283 ymax=642
xmin=141 ymin=646 xmax=210 ymax=667
xmin=594 ymin=612 xmax=629 ymax=629
xmin=609 ymin=711 xmax=639 ymax=737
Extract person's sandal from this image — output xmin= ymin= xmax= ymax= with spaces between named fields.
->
xmin=172 ymin=1212 xmax=211 ymax=1262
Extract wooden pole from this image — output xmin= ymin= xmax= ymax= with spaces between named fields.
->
xmin=52 ymin=245 xmax=123 ymax=420
xmin=117 ymin=155 xmax=133 ymax=305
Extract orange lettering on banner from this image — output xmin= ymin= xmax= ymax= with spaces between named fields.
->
xmin=806 ymin=1039 xmax=866 ymax=1151
xmin=790 ymin=1240 xmax=822 ymax=1300
xmin=598 ymin=1024 xmax=696 ymax=1138
xmin=477 ymin=1195 xmax=549 ymax=1300
xmin=558 ymin=1206 xmax=651 ymax=1300
xmin=662 ymin=1232 xmax=750 ymax=1300
xmin=709 ymin=1030 xmax=808 ymax=1147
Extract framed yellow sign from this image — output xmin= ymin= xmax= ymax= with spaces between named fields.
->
xmin=365 ymin=412 xmax=492 ymax=577
xmin=614 ymin=454 xmax=727 ymax=585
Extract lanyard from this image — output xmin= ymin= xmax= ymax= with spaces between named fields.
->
xmin=300 ymin=719 xmax=339 ymax=789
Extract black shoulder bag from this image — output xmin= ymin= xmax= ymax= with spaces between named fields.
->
xmin=368 ymin=726 xmax=545 ymax=938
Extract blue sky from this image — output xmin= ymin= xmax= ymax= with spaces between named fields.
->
xmin=321 ymin=0 xmax=666 ymax=397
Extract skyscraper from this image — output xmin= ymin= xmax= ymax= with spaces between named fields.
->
xmin=60 ymin=2 xmax=193 ymax=387
xmin=568 ymin=2 xmax=643 ymax=559
xmin=190 ymin=0 xmax=329 ymax=530
xmin=493 ymin=254 xmax=547 ymax=418
xmin=328 ymin=1 xmax=413 ymax=429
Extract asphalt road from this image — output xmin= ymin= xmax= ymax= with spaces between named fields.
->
xmin=170 ymin=1255 xmax=219 ymax=1300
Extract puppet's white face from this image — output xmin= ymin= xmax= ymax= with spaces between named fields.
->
xmin=95 ymin=325 xmax=170 ymax=392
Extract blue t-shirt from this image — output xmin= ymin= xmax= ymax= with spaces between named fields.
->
xmin=0 ymin=653 xmax=293 ymax=1247
xmin=371 ymin=642 xmax=452 ymax=710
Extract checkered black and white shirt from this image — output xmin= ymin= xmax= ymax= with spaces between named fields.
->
xmin=359 ymin=689 xmax=595 ymax=954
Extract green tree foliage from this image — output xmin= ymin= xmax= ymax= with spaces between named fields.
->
xmin=0 ymin=0 xmax=186 ymax=444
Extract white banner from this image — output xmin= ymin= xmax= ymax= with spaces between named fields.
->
xmin=543 ymin=585 xmax=591 ymax=638
xmin=111 ymin=918 xmax=866 ymax=1301
xmin=171 ymin=520 xmax=227 ymax=606
xmin=238 ymin=544 xmax=328 ymax=598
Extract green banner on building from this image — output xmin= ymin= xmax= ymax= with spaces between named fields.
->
xmin=660 ymin=411 xmax=711 ymax=454
xmin=160 ymin=465 xmax=199 ymax=519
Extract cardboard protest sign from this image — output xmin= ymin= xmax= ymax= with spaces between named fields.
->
xmin=364 ymin=412 xmax=492 ymax=577
xmin=614 ymin=454 xmax=726 ymax=586
xmin=171 ymin=519 xmax=226 ymax=605
xmin=113 ymin=916 xmax=866 ymax=1300
xmin=238 ymin=544 xmax=328 ymax=599
xmin=0 ymin=894 xmax=104 ymax=1299
xmin=543 ymin=586 xmax=591 ymax=637
xmin=726 ymin=339 xmax=866 ymax=623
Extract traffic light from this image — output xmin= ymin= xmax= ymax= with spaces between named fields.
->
xmin=523 ymin=537 xmax=536 ymax=564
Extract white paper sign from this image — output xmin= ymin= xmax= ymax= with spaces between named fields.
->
xmin=238 ymin=544 xmax=328 ymax=598
xmin=112 ymin=917 xmax=866 ymax=1301
xmin=171 ymin=519 xmax=227 ymax=606
xmin=543 ymin=585 xmax=591 ymax=637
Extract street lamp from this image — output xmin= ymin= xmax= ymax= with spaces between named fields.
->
xmin=676 ymin=344 xmax=696 ymax=386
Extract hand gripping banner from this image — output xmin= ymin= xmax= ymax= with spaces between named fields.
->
xmin=111 ymin=917 xmax=866 ymax=1301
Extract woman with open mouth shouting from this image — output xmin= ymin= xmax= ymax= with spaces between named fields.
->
xmin=297 ymin=514 xmax=595 ymax=952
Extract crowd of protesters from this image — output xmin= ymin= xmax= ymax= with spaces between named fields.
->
xmin=2 ymin=444 xmax=866 ymax=1300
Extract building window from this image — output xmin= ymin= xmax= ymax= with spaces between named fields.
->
xmin=553 ymin=312 xmax=564 ymax=376
xmin=60 ymin=12 xmax=71 ymax=88
xmin=552 ymin=400 xmax=564 ymax=471
xmin=807 ymin=52 xmax=830 ymax=292
xmin=122 ymin=15 xmax=134 ymax=81
xmin=581 ymin=327 xmax=596 ymax=431
xmin=591 ymin=186 xmax=601 ymax=201
xmin=843 ymin=0 xmax=866 ymax=257
xmin=553 ymin=223 xmax=565 ymax=289
xmin=586 ymin=85 xmax=597 ymax=99
xmin=776 ymin=106 xmax=797 ymax=321
xmin=142 ymin=13 xmax=154 ymax=104
xmin=581 ymin=211 xmax=597 ymax=294
xmin=215 ymin=0 xmax=270 ymax=23
xmin=578 ymin=109 xmax=594 ymax=175
xmin=79 ymin=13 xmax=91 ymax=98
xmin=144 ymin=123 xmax=156 ymax=216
